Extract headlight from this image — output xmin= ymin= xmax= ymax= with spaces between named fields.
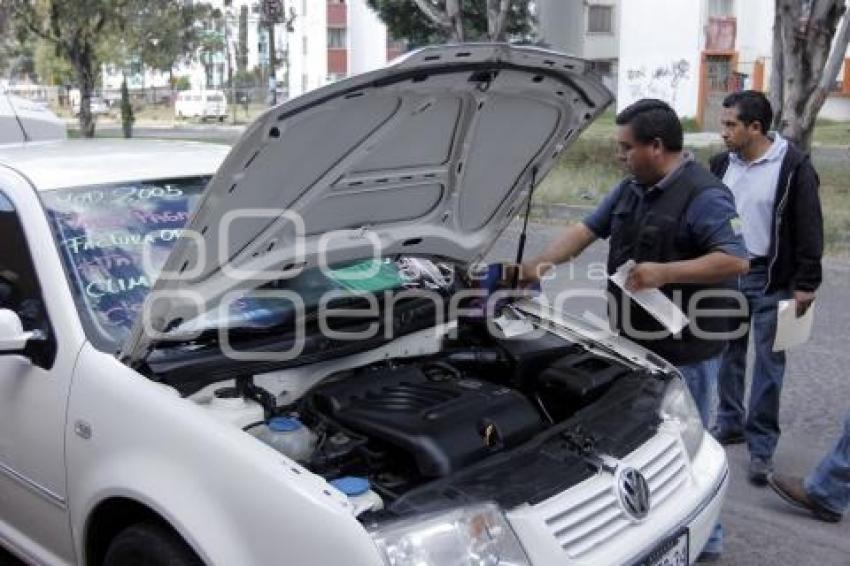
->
xmin=659 ymin=377 xmax=704 ymax=460
xmin=370 ymin=503 xmax=529 ymax=566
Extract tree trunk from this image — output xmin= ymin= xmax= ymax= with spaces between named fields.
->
xmin=487 ymin=0 xmax=511 ymax=41
xmin=445 ymin=0 xmax=464 ymax=41
xmin=412 ymin=0 xmax=464 ymax=42
xmin=769 ymin=8 xmax=784 ymax=129
xmin=70 ymin=40 xmax=96 ymax=138
xmin=772 ymin=0 xmax=849 ymax=151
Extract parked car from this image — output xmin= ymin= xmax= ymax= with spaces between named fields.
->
xmin=0 ymin=93 xmax=66 ymax=144
xmin=174 ymin=90 xmax=228 ymax=122
xmin=71 ymin=95 xmax=111 ymax=117
xmin=0 ymin=45 xmax=726 ymax=566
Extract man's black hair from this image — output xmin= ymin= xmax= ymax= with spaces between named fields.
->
xmin=615 ymin=99 xmax=684 ymax=152
xmin=722 ymin=90 xmax=773 ymax=135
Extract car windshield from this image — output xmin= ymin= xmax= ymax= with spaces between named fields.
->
xmin=41 ymin=179 xmax=454 ymax=353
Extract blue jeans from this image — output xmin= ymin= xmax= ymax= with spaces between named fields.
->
xmin=804 ymin=412 xmax=850 ymax=516
xmin=716 ymin=265 xmax=790 ymax=460
xmin=678 ymin=356 xmax=723 ymax=554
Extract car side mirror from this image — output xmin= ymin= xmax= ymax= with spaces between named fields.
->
xmin=0 ymin=308 xmax=45 ymax=353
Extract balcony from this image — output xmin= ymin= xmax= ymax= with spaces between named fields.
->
xmin=705 ymin=17 xmax=736 ymax=51
xmin=328 ymin=2 xmax=347 ymax=27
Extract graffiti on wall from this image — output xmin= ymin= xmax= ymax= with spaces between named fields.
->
xmin=625 ymin=59 xmax=691 ymax=106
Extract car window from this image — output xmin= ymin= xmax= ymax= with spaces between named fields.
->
xmin=0 ymin=191 xmax=57 ymax=367
xmin=41 ymin=177 xmax=209 ymax=352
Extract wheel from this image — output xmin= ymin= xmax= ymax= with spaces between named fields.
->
xmin=103 ymin=523 xmax=202 ymax=566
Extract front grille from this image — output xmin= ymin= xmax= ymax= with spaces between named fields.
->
xmin=538 ymin=434 xmax=688 ymax=559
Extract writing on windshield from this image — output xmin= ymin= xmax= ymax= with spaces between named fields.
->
xmin=42 ymin=177 xmax=208 ymax=346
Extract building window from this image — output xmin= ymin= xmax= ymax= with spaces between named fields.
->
xmin=328 ymin=28 xmax=347 ymax=48
xmin=588 ymin=60 xmax=613 ymax=76
xmin=587 ymin=5 xmax=613 ymax=34
xmin=302 ymin=35 xmax=308 ymax=56
xmin=709 ymin=0 xmax=734 ymax=17
xmin=302 ymin=73 xmax=309 ymax=92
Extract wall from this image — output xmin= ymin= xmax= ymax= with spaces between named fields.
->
xmin=348 ymin=0 xmax=389 ymax=76
xmin=287 ymin=0 xmax=328 ymax=98
xmin=734 ymin=0 xmax=773 ymax=87
xmin=583 ymin=1 xmax=620 ymax=61
xmin=617 ymin=0 xmax=702 ymax=117
xmin=536 ymin=0 xmax=584 ymax=56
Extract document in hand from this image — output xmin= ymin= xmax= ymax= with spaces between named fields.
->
xmin=772 ymin=299 xmax=814 ymax=352
xmin=608 ymin=260 xmax=689 ymax=334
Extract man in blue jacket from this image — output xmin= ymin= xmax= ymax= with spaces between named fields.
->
xmin=710 ymin=90 xmax=824 ymax=485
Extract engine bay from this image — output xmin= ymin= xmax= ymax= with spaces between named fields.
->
xmin=192 ymin=318 xmax=672 ymax=518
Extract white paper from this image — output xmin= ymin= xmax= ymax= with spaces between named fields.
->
xmin=773 ymin=299 xmax=814 ymax=352
xmin=608 ymin=260 xmax=689 ymax=334
xmin=493 ymin=314 xmax=535 ymax=338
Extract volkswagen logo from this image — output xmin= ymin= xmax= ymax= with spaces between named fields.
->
xmin=617 ymin=467 xmax=651 ymax=520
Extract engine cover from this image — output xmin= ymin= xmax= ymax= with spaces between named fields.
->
xmin=311 ymin=363 xmax=543 ymax=477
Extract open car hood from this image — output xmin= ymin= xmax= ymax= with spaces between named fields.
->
xmin=120 ymin=44 xmax=613 ymax=365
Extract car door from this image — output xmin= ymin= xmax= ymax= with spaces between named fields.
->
xmin=0 ymin=183 xmax=81 ymax=564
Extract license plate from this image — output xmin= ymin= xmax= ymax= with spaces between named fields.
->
xmin=635 ymin=529 xmax=689 ymax=566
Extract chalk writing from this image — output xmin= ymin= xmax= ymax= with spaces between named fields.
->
xmin=625 ymin=59 xmax=691 ymax=107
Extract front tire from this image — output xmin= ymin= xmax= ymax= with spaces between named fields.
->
xmin=103 ymin=523 xmax=202 ymax=566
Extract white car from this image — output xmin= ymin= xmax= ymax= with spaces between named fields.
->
xmin=174 ymin=90 xmax=228 ymax=122
xmin=0 ymin=45 xmax=726 ymax=566
xmin=72 ymin=96 xmax=111 ymax=117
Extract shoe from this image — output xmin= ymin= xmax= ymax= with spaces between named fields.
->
xmin=767 ymin=473 xmax=843 ymax=523
xmin=710 ymin=427 xmax=745 ymax=446
xmin=696 ymin=550 xmax=722 ymax=563
xmin=748 ymin=457 xmax=772 ymax=486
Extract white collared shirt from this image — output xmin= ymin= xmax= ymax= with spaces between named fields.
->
xmin=722 ymin=133 xmax=788 ymax=257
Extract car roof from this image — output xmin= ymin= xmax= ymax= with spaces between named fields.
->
xmin=0 ymin=139 xmax=230 ymax=191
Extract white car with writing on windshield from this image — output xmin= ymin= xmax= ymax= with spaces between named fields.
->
xmin=0 ymin=45 xmax=726 ymax=566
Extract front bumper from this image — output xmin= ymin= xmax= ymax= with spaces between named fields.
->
xmin=506 ymin=427 xmax=728 ymax=565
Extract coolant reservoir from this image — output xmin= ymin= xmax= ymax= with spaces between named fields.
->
xmin=330 ymin=476 xmax=383 ymax=516
xmin=204 ymin=387 xmax=264 ymax=429
xmin=253 ymin=417 xmax=317 ymax=462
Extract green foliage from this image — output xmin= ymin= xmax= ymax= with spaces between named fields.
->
xmin=172 ymin=75 xmax=191 ymax=91
xmin=365 ymin=0 xmax=535 ymax=46
xmin=34 ymin=40 xmax=74 ymax=85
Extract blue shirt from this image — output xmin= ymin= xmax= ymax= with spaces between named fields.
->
xmin=584 ymin=157 xmax=747 ymax=260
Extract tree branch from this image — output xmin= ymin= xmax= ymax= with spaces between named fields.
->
xmin=487 ymin=0 xmax=511 ymax=41
xmin=801 ymin=3 xmax=850 ymax=131
xmin=446 ymin=0 xmax=464 ymax=41
xmin=412 ymin=0 xmax=451 ymax=29
xmin=769 ymin=5 xmax=784 ymax=128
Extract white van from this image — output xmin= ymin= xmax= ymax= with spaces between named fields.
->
xmin=174 ymin=90 xmax=228 ymax=121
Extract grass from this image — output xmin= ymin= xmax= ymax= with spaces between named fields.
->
xmin=812 ymin=118 xmax=850 ymax=147
xmin=538 ymin=126 xmax=850 ymax=254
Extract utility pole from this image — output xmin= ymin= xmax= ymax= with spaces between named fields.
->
xmin=262 ymin=0 xmax=283 ymax=106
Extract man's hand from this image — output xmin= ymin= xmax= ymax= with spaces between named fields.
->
xmin=625 ymin=262 xmax=670 ymax=291
xmin=794 ymin=290 xmax=816 ymax=317
xmin=502 ymin=261 xmax=552 ymax=288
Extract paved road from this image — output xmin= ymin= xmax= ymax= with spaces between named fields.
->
xmin=488 ymin=222 xmax=850 ymax=566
